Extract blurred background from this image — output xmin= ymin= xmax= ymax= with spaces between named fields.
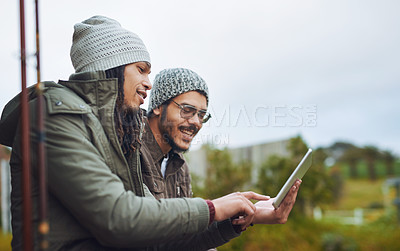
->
xmin=186 ymin=136 xmax=400 ymax=250
xmin=1 ymin=0 xmax=399 ymax=250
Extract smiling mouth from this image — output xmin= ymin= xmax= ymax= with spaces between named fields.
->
xmin=181 ymin=128 xmax=195 ymax=136
xmin=137 ymin=90 xmax=147 ymax=100
xmin=179 ymin=125 xmax=198 ymax=138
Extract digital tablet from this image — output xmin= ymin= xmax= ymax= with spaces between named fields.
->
xmin=272 ymin=148 xmax=313 ymax=209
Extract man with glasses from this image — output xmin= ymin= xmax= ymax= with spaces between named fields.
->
xmin=141 ymin=68 xmax=211 ymax=199
xmin=141 ymin=68 xmax=261 ymax=250
xmin=140 ymin=68 xmax=302 ymax=250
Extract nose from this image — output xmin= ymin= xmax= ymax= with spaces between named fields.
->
xmin=143 ymin=79 xmax=152 ymax=90
xmin=187 ymin=113 xmax=202 ymax=128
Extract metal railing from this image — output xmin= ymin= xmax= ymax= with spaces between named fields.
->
xmin=19 ymin=0 xmax=48 ymax=250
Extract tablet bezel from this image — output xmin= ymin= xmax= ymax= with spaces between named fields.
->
xmin=272 ymin=148 xmax=313 ymax=209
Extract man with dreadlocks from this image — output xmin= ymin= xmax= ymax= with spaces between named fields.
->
xmin=0 ymin=16 xmax=293 ymax=250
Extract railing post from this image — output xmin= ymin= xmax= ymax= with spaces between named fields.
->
xmin=19 ymin=0 xmax=33 ymax=249
xmin=35 ymin=1 xmax=49 ymax=249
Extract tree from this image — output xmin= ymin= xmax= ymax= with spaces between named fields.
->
xmin=257 ymin=136 xmax=336 ymax=216
xmin=339 ymin=146 xmax=362 ymax=179
xmin=326 ymin=141 xmax=356 ymax=161
xmin=256 ymin=155 xmax=292 ymax=196
xmin=382 ymin=150 xmax=396 ymax=177
xmin=287 ymin=135 xmax=309 ymax=162
xmin=308 ymin=148 xmax=337 ymax=207
xmin=201 ymin=144 xmax=252 ymax=199
xmin=362 ymin=146 xmax=380 ymax=181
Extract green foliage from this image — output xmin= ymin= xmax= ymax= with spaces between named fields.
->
xmin=256 ymin=154 xmax=292 ymax=196
xmin=0 ymin=145 xmax=11 ymax=160
xmin=337 ymin=210 xmax=400 ymax=250
xmin=300 ymin=148 xmax=337 ymax=209
xmin=339 ymin=159 xmax=400 ymax=180
xmin=191 ymin=136 xmax=400 ymax=250
xmin=328 ymin=165 xmax=345 ymax=202
xmin=287 ymin=135 xmax=309 ymax=162
xmin=339 ymin=145 xmax=362 ymax=179
xmin=321 ymin=232 xmax=358 ymax=251
xmin=0 ymin=232 xmax=11 ymax=251
xmin=256 ymin=134 xmax=310 ymax=197
xmin=362 ymin=145 xmax=380 ymax=181
xmin=197 ymin=144 xmax=252 ymax=199
xmin=382 ymin=150 xmax=396 ymax=176
xmin=338 ymin=144 xmax=400 ymax=180
xmin=331 ymin=179 xmax=386 ymax=210
xmin=257 ymin=136 xmax=337 ymax=215
xmin=218 ymin=217 xmax=336 ymax=251
xmin=218 ymin=211 xmax=400 ymax=251
xmin=190 ymin=172 xmax=204 ymax=197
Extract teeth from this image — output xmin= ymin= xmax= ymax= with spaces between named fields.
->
xmin=181 ymin=129 xmax=194 ymax=136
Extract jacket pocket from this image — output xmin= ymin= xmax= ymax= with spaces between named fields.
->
xmin=142 ymin=173 xmax=165 ymax=198
xmin=177 ymin=171 xmax=192 ymax=198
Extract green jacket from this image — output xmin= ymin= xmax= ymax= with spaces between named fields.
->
xmin=0 ymin=71 xmax=239 ymax=250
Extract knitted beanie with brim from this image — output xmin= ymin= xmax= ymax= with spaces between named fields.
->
xmin=148 ymin=68 xmax=209 ymax=114
xmin=70 ymin=15 xmax=150 ymax=73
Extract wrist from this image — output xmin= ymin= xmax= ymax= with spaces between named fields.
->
xmin=205 ymin=200 xmax=215 ymax=225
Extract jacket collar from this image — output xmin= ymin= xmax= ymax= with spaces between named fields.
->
xmin=142 ymin=118 xmax=166 ymax=163
xmin=59 ymin=70 xmax=126 ymax=163
xmin=60 ymin=70 xmax=117 ymax=110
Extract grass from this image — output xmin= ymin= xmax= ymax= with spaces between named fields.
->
xmin=332 ymin=179 xmax=386 ymax=210
xmin=219 ymin=175 xmax=400 ymax=251
xmin=218 ymin=207 xmax=400 ymax=251
xmin=0 ymin=233 xmax=11 ymax=251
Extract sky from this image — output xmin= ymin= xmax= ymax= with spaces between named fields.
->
xmin=1 ymin=0 xmax=399 ymax=155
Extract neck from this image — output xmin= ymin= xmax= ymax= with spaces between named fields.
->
xmin=148 ymin=116 xmax=171 ymax=155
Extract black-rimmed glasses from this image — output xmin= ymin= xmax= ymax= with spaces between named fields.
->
xmin=172 ymin=100 xmax=211 ymax=123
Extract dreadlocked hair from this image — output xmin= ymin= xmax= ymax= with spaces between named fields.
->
xmin=105 ymin=65 xmax=143 ymax=159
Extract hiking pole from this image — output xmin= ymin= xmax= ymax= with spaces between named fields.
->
xmin=35 ymin=0 xmax=49 ymax=249
xmin=19 ymin=0 xmax=33 ymax=250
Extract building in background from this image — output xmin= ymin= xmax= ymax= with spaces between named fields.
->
xmin=185 ymin=138 xmax=290 ymax=184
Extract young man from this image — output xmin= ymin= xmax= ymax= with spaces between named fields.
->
xmin=141 ymin=68 xmax=209 ymax=199
xmin=141 ymin=68 xmax=302 ymax=233
xmin=0 ymin=16 xmax=273 ymax=250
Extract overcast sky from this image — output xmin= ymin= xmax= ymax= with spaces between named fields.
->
xmin=1 ymin=0 xmax=399 ymax=155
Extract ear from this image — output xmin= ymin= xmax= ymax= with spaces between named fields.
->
xmin=153 ymin=106 xmax=161 ymax=116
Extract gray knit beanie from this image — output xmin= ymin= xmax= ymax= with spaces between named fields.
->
xmin=70 ymin=15 xmax=150 ymax=73
xmin=148 ymin=68 xmax=209 ymax=114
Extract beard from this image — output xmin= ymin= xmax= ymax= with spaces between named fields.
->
xmin=159 ymin=108 xmax=198 ymax=153
xmin=162 ymin=131 xmax=188 ymax=153
xmin=114 ymin=101 xmax=143 ymax=158
xmin=106 ymin=64 xmax=143 ymax=158
xmin=121 ymin=103 xmax=141 ymax=126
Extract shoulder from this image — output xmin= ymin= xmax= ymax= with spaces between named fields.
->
xmin=43 ymin=82 xmax=91 ymax=116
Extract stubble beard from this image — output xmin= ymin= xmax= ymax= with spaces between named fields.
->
xmin=160 ymin=109 xmax=191 ymax=153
